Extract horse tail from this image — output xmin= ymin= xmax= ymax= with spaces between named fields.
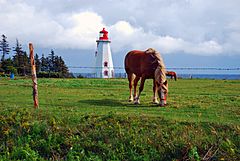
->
xmin=124 ymin=52 xmax=131 ymax=74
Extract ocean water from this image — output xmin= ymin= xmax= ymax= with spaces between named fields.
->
xmin=177 ymin=74 xmax=240 ymax=80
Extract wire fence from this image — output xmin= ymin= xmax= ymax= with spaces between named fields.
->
xmin=68 ymin=66 xmax=240 ymax=70
xmin=68 ymin=66 xmax=240 ymax=79
xmin=1 ymin=66 xmax=240 ymax=79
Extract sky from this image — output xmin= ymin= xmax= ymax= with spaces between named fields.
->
xmin=0 ymin=0 xmax=240 ymax=74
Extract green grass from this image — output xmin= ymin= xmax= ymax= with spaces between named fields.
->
xmin=0 ymin=78 xmax=239 ymax=160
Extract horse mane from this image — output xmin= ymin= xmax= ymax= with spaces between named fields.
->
xmin=145 ymin=48 xmax=166 ymax=69
xmin=145 ymin=48 xmax=167 ymax=91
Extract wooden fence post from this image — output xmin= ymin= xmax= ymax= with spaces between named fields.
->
xmin=29 ymin=43 xmax=39 ymax=108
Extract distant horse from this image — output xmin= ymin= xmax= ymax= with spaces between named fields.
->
xmin=124 ymin=48 xmax=168 ymax=106
xmin=166 ymin=71 xmax=177 ymax=81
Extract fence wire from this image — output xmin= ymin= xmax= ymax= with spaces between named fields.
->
xmin=68 ymin=66 xmax=240 ymax=71
xmin=67 ymin=66 xmax=240 ymax=79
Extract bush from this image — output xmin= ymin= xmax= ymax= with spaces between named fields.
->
xmin=0 ymin=73 xmax=10 ymax=77
xmin=37 ymin=72 xmax=60 ymax=78
xmin=0 ymin=67 xmax=4 ymax=73
xmin=77 ymin=74 xmax=84 ymax=78
xmin=37 ymin=72 xmax=73 ymax=78
xmin=7 ymin=66 xmax=17 ymax=74
xmin=0 ymin=109 xmax=239 ymax=160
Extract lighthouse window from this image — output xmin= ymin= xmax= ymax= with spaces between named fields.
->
xmin=104 ymin=70 xmax=108 ymax=76
xmin=104 ymin=61 xmax=108 ymax=67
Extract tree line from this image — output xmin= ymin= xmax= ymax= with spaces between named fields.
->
xmin=0 ymin=34 xmax=71 ymax=78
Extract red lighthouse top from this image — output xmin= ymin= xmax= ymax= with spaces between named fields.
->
xmin=99 ymin=28 xmax=109 ymax=40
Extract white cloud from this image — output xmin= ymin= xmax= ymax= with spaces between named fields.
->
xmin=0 ymin=0 xmax=239 ymax=56
xmin=111 ymin=21 xmax=135 ymax=36
xmin=0 ymin=0 xmax=64 ymax=47
xmin=57 ymin=12 xmax=106 ymax=49
xmin=191 ymin=41 xmax=223 ymax=55
xmin=0 ymin=1 xmax=105 ymax=49
xmin=109 ymin=22 xmax=223 ymax=55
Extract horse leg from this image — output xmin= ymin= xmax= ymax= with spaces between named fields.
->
xmin=133 ymin=76 xmax=140 ymax=100
xmin=152 ymin=79 xmax=159 ymax=104
xmin=128 ymin=73 xmax=134 ymax=102
xmin=134 ymin=77 xmax=146 ymax=104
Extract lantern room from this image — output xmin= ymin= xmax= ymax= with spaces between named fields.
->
xmin=99 ymin=28 xmax=109 ymax=40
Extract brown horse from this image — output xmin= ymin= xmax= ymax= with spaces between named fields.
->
xmin=124 ymin=48 xmax=168 ymax=106
xmin=166 ymin=71 xmax=177 ymax=81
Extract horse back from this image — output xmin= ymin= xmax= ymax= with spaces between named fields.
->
xmin=124 ymin=50 xmax=158 ymax=77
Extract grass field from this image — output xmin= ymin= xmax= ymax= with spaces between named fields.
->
xmin=0 ymin=78 xmax=239 ymax=160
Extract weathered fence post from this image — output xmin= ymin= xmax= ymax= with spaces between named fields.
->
xmin=29 ymin=43 xmax=39 ymax=108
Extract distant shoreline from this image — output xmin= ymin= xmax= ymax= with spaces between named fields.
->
xmin=177 ymin=74 xmax=240 ymax=80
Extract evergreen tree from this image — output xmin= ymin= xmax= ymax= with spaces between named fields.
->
xmin=48 ymin=49 xmax=56 ymax=72
xmin=1 ymin=58 xmax=14 ymax=74
xmin=12 ymin=39 xmax=29 ymax=75
xmin=0 ymin=35 xmax=11 ymax=73
xmin=22 ymin=51 xmax=30 ymax=75
xmin=13 ymin=39 xmax=23 ymax=74
xmin=48 ymin=49 xmax=70 ymax=77
xmin=54 ymin=55 xmax=60 ymax=72
xmin=40 ymin=54 xmax=48 ymax=72
xmin=35 ymin=53 xmax=41 ymax=73
xmin=0 ymin=34 xmax=10 ymax=62
xmin=58 ymin=56 xmax=69 ymax=77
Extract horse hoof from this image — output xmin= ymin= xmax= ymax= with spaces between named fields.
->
xmin=134 ymin=100 xmax=140 ymax=104
xmin=160 ymin=103 xmax=167 ymax=107
xmin=152 ymin=100 xmax=159 ymax=104
xmin=129 ymin=96 xmax=134 ymax=102
xmin=129 ymin=99 xmax=133 ymax=102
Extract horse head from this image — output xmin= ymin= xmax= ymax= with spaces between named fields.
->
xmin=158 ymin=80 xmax=168 ymax=106
xmin=155 ymin=65 xmax=168 ymax=106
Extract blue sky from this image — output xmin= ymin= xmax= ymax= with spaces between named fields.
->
xmin=0 ymin=0 xmax=240 ymax=74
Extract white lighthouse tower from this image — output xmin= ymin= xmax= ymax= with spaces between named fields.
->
xmin=95 ymin=28 xmax=114 ymax=78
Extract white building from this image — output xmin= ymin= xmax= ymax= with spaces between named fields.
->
xmin=95 ymin=28 xmax=114 ymax=78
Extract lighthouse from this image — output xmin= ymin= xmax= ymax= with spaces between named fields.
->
xmin=95 ymin=28 xmax=114 ymax=78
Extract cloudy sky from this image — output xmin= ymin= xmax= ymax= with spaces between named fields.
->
xmin=0 ymin=0 xmax=240 ymax=73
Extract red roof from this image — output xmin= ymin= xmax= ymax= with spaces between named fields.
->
xmin=99 ymin=28 xmax=109 ymax=40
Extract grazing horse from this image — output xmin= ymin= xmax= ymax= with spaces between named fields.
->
xmin=124 ymin=48 xmax=168 ymax=106
xmin=166 ymin=71 xmax=177 ymax=81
